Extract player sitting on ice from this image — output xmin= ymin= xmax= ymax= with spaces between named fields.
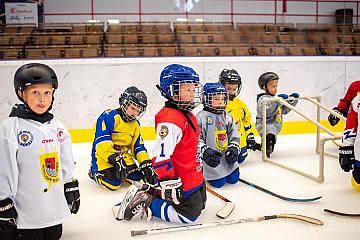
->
xmin=196 ymin=82 xmax=241 ymax=188
xmin=328 ymin=80 xmax=360 ymax=126
xmin=219 ymin=69 xmax=261 ymax=163
xmin=89 ymin=86 xmax=157 ymax=191
xmin=115 ymin=64 xmax=206 ymax=223
xmin=255 ymin=72 xmax=299 ymax=157
xmin=339 ymin=93 xmax=360 ymax=192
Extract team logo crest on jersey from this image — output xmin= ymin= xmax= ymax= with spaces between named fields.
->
xmin=18 ymin=130 xmax=33 ymax=147
xmin=215 ymin=129 xmax=228 ymax=151
xmin=206 ymin=116 xmax=213 ymax=125
xmin=39 ymin=150 xmax=60 ymax=193
xmin=57 ymin=128 xmax=65 ymax=142
xmin=159 ymin=125 xmax=169 ymax=139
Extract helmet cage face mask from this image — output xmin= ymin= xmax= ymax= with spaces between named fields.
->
xmin=171 ymin=80 xmax=202 ymax=111
xmin=221 ymin=80 xmax=242 ymax=98
xmin=203 ymin=92 xmax=228 ymax=114
xmin=219 ymin=69 xmax=242 ymax=97
xmin=120 ymin=97 xmax=146 ymax=122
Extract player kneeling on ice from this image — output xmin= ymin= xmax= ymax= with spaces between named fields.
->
xmin=196 ymin=82 xmax=241 ymax=188
xmin=115 ymin=64 xmax=206 ymax=223
xmin=255 ymin=72 xmax=299 ymax=157
xmin=220 ymin=69 xmax=261 ymax=163
xmin=89 ymin=86 xmax=157 ymax=191
xmin=339 ymin=94 xmax=360 ymax=192
xmin=0 ymin=63 xmax=79 ymax=240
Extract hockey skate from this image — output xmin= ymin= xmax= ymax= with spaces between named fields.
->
xmin=115 ymin=182 xmax=154 ymax=221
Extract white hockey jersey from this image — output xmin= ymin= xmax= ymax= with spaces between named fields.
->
xmin=0 ymin=116 xmax=75 ymax=229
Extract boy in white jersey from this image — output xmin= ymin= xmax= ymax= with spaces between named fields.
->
xmin=0 ymin=63 xmax=80 ymax=240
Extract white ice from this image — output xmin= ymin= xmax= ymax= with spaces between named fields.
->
xmin=62 ymin=134 xmax=359 ymax=240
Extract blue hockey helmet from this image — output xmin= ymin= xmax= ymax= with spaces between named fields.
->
xmin=159 ymin=64 xmax=202 ymax=110
xmin=202 ymin=82 xmax=228 ymax=114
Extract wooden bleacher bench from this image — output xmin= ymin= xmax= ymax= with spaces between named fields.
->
xmin=174 ymin=22 xmax=234 ymax=32
xmin=107 ymin=22 xmax=171 ymax=33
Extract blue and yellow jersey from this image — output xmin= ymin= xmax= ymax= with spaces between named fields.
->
xmin=225 ymin=97 xmax=254 ymax=148
xmin=91 ymin=109 xmax=150 ymax=173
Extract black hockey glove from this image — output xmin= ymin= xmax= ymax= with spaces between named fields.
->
xmin=201 ymin=147 xmax=222 ymax=168
xmin=64 ymin=179 xmax=80 ymax=214
xmin=0 ymin=198 xmax=17 ymax=232
xmin=246 ymin=133 xmax=261 ymax=151
xmin=339 ymin=146 xmax=355 ymax=172
xmin=139 ymin=160 xmax=158 ymax=185
xmin=328 ymin=107 xmax=343 ymax=126
xmin=225 ymin=145 xmax=239 ymax=164
xmin=108 ymin=153 xmax=128 ymax=179
xmin=159 ymin=177 xmax=184 ymax=205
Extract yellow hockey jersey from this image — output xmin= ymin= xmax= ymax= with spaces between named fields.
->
xmin=225 ymin=98 xmax=254 ymax=148
xmin=91 ymin=109 xmax=150 ymax=173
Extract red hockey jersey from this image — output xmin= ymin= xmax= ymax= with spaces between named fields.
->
xmin=152 ymin=106 xmax=204 ymax=192
xmin=337 ymin=80 xmax=360 ymax=112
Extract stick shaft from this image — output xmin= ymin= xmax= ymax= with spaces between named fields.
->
xmin=206 ymin=186 xmax=231 ymax=203
xmin=324 ymin=209 xmax=360 ymax=217
xmin=239 ymin=178 xmax=322 ymax=202
xmin=130 ymin=213 xmax=323 ymax=236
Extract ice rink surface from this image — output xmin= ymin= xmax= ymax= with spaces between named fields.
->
xmin=62 ymin=134 xmax=359 ymax=240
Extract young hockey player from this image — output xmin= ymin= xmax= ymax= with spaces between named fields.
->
xmin=196 ymin=82 xmax=240 ymax=188
xmin=0 ymin=63 xmax=80 ymax=240
xmin=339 ymin=94 xmax=360 ymax=192
xmin=89 ymin=86 xmax=157 ymax=191
xmin=256 ymin=72 xmax=299 ymax=157
xmin=219 ymin=69 xmax=260 ymax=163
xmin=328 ymin=80 xmax=360 ymax=126
xmin=116 ymin=64 xmax=206 ymax=223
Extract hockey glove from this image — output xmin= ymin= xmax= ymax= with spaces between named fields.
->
xmin=289 ymin=92 xmax=300 ymax=98
xmin=225 ymin=145 xmax=239 ymax=164
xmin=201 ymin=146 xmax=222 ymax=168
xmin=246 ymin=133 xmax=261 ymax=151
xmin=277 ymin=94 xmax=288 ymax=99
xmin=0 ymin=198 xmax=17 ymax=232
xmin=64 ymin=179 xmax=80 ymax=214
xmin=328 ymin=107 xmax=343 ymax=126
xmin=139 ymin=160 xmax=158 ymax=185
xmin=108 ymin=153 xmax=128 ymax=179
xmin=339 ymin=146 xmax=355 ymax=172
xmin=159 ymin=177 xmax=184 ymax=205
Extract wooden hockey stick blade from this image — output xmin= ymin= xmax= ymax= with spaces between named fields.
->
xmin=206 ymin=186 xmax=235 ymax=219
xmin=239 ymin=178 xmax=322 ymax=202
xmin=130 ymin=213 xmax=323 ymax=236
xmin=324 ymin=209 xmax=360 ymax=217
xmin=216 ymin=202 xmax=235 ymax=219
xmin=112 ymin=202 xmax=122 ymax=220
xmin=276 ymin=213 xmax=324 ymax=225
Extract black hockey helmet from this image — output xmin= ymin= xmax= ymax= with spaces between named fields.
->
xmin=219 ymin=69 xmax=242 ymax=97
xmin=14 ymin=63 xmax=58 ymax=102
xmin=258 ymin=72 xmax=279 ymax=90
xmin=119 ymin=86 xmax=147 ymax=122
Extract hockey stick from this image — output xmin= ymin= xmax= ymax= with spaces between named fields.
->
xmin=324 ymin=209 xmax=360 ymax=218
xmin=239 ymin=178 xmax=322 ymax=202
xmin=206 ymin=186 xmax=235 ymax=219
xmin=130 ymin=213 xmax=323 ymax=236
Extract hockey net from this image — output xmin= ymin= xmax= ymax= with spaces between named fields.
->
xmin=260 ymin=96 xmax=346 ymax=183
